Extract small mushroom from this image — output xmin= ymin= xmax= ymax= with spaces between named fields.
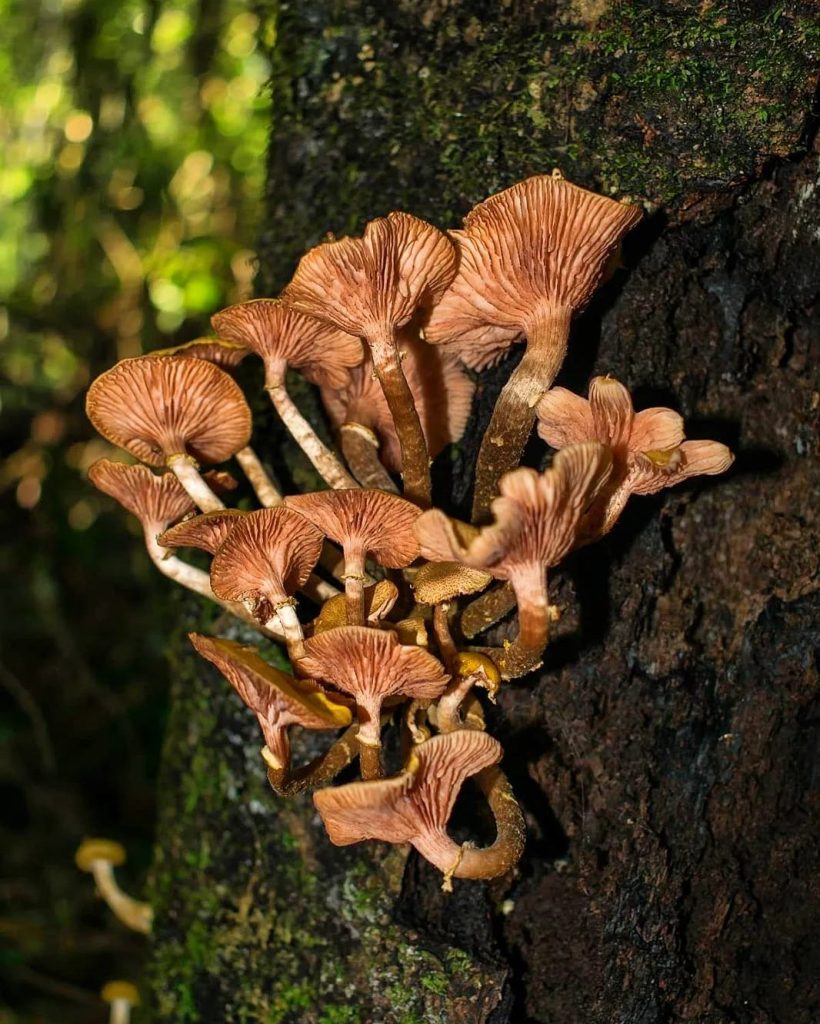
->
xmin=312 ymin=579 xmax=399 ymax=633
xmin=297 ymin=626 xmax=450 ymax=774
xmin=412 ymin=561 xmax=493 ymax=669
xmin=189 ymin=633 xmax=352 ymax=774
xmin=101 ymin=981 xmax=140 ymax=1024
xmin=212 ymin=299 xmax=363 ymax=489
xmin=75 ymin=839 xmax=152 ymax=934
xmin=209 ymin=507 xmax=324 ymax=659
xmin=320 ymin=338 xmax=474 ymax=488
xmin=314 ymin=729 xmax=523 ymax=888
xmin=283 ymin=212 xmax=458 ymax=506
xmin=284 ymin=489 xmax=421 ymax=625
xmin=415 ymin=442 xmax=612 ymax=678
xmin=86 ymin=356 xmax=251 ymax=511
xmin=536 ymin=375 xmax=734 ymax=536
xmin=424 ymin=172 xmax=642 ymax=521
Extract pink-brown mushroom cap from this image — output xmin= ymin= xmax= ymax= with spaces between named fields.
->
xmin=282 ymin=212 xmax=458 ymax=338
xmin=158 ymin=509 xmax=246 ymax=554
xmin=211 ymin=298 xmax=363 ymax=390
xmin=86 ymin=356 xmax=252 ymax=467
xmin=87 ymin=459 xmax=196 ymax=532
xmin=151 ymin=337 xmax=250 ymax=370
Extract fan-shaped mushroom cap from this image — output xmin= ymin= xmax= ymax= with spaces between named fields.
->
xmin=75 ymin=838 xmax=126 ymax=872
xmin=320 ymin=340 xmax=475 ymax=472
xmin=151 ymin=336 xmax=249 ymax=369
xmin=86 ymin=356 xmax=252 ymax=467
xmin=415 ymin=443 xmax=612 ymax=577
xmin=413 ymin=561 xmax=493 ymax=605
xmin=210 ymin=508 xmax=323 ymax=620
xmin=282 ymin=212 xmax=457 ymax=339
xmin=88 ymin=459 xmax=195 ymax=532
xmin=190 ymin=633 xmax=351 ymax=767
xmin=313 ymin=580 xmax=399 ymax=633
xmin=298 ymin=626 xmax=450 ymax=744
xmin=425 ymin=174 xmax=642 ymax=364
xmin=211 ymin=298 xmax=363 ymax=389
xmin=159 ymin=509 xmax=245 ymax=554
xmin=314 ymin=730 xmax=501 ymax=868
xmin=628 ymin=440 xmax=734 ymax=496
xmin=284 ymin=489 xmax=421 ymax=568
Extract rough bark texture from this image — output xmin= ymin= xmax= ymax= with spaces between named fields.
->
xmin=147 ymin=3 xmax=818 ymax=1022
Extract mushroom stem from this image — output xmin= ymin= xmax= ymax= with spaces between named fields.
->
xmin=432 ymin=603 xmax=457 ymax=669
xmin=266 ymin=601 xmax=306 ymax=662
xmin=494 ymin=567 xmax=550 ymax=679
xmin=108 ymin=998 xmax=132 ymax=1024
xmin=340 ymin=423 xmax=398 ymax=492
xmin=167 ymin=454 xmax=225 ymax=512
xmin=460 ymin=581 xmax=517 ymax=639
xmin=265 ymin=725 xmax=358 ymax=797
xmin=342 ymin=549 xmax=368 ymax=626
xmin=455 ymin=766 xmax=526 ymax=881
xmin=234 ymin=446 xmax=282 ymax=506
xmin=145 ymin=532 xmax=285 ymax=641
xmin=88 ymin=860 xmax=153 ymax=934
xmin=302 ymin=573 xmax=340 ymax=604
xmin=358 ymin=740 xmax=383 ymax=781
xmin=266 ymin=383 xmax=358 ymax=490
xmin=471 ymin=305 xmax=572 ymax=522
xmin=437 ymin=672 xmax=484 ymax=734
xmin=368 ymin=330 xmax=431 ymax=507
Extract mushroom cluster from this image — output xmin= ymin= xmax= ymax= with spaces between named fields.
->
xmin=85 ymin=172 xmax=733 ymax=889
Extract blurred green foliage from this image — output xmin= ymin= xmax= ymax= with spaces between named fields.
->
xmin=0 ymin=1 xmax=272 ymax=1020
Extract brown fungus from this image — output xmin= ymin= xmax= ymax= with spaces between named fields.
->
xmin=283 ymin=212 xmax=458 ymax=506
xmin=75 ymin=839 xmax=152 ymax=934
xmin=425 ymin=172 xmax=641 ymax=521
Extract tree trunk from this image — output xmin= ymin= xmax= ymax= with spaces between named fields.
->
xmin=147 ymin=3 xmax=818 ymax=1021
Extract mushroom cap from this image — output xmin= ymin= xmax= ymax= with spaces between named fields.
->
xmin=75 ymin=838 xmax=126 ymax=871
xmin=151 ymin=336 xmax=250 ymax=369
xmin=314 ymin=729 xmax=501 ymax=847
xmin=282 ymin=212 xmax=457 ymax=338
xmin=415 ymin=443 xmax=612 ymax=577
xmin=88 ymin=459 xmax=195 ymax=531
xmin=284 ymin=489 xmax=421 ymax=568
xmin=86 ymin=355 xmax=252 ymax=467
xmin=425 ymin=174 xmax=642 ymax=362
xmin=212 ymin=298 xmax=363 ymax=389
xmin=209 ymin=507 xmax=323 ymax=615
xmin=628 ymin=440 xmax=734 ymax=496
xmin=412 ymin=561 xmax=493 ymax=605
xmin=298 ymin=625 xmax=450 ymax=706
xmin=190 ymin=633 xmax=352 ymax=731
xmin=159 ymin=509 xmax=246 ymax=554
xmin=313 ymin=579 xmax=399 ymax=633
xmin=320 ymin=337 xmax=475 ymax=472
xmin=101 ymin=981 xmax=140 ymax=1006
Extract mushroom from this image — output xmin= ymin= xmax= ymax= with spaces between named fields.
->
xmin=424 ymin=172 xmax=642 ymax=521
xmin=436 ymin=652 xmax=501 ymax=734
xmin=313 ymin=729 xmax=524 ymax=889
xmin=101 ymin=981 xmax=140 ymax=1024
xmin=86 ymin=460 xmax=280 ymax=637
xmin=282 ymin=212 xmax=458 ymax=506
xmin=297 ymin=625 xmax=450 ymax=776
xmin=414 ymin=442 xmax=612 ymax=678
xmin=312 ymin=579 xmax=399 ymax=633
xmin=284 ymin=489 xmax=421 ymax=625
xmin=189 ymin=633 xmax=352 ymax=786
xmin=412 ymin=561 xmax=493 ymax=669
xmin=536 ymin=375 xmax=735 ymax=536
xmin=320 ymin=338 xmax=475 ymax=490
xmin=86 ymin=355 xmax=252 ymax=512
xmin=209 ymin=507 xmax=324 ymax=659
xmin=75 ymin=839 xmax=152 ymax=934
xmin=212 ymin=298 xmax=363 ymax=490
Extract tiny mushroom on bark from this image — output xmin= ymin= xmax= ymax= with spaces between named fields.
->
xmin=297 ymin=625 xmax=450 ymax=776
xmin=313 ymin=579 xmax=399 ymax=634
xmin=75 ymin=839 xmax=153 ymax=934
xmin=209 ymin=507 xmax=323 ymax=659
xmin=424 ymin=172 xmax=642 ymax=521
xmin=413 ymin=560 xmax=493 ymax=669
xmin=284 ymin=489 xmax=421 ymax=625
xmin=537 ymin=375 xmax=734 ymax=536
xmin=283 ymin=212 xmax=458 ymax=506
xmin=314 ymin=729 xmax=523 ymax=890
xmin=415 ymin=442 xmax=612 ymax=678
xmin=212 ymin=298 xmax=363 ymax=490
xmin=101 ymin=981 xmax=140 ymax=1024
xmin=86 ymin=355 xmax=251 ymax=512
xmin=189 ymin=633 xmax=352 ymax=783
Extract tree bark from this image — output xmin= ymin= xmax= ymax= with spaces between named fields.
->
xmin=147 ymin=3 xmax=819 ymax=1021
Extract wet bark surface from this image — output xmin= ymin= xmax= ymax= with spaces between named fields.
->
xmin=147 ymin=3 xmax=818 ymax=1021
